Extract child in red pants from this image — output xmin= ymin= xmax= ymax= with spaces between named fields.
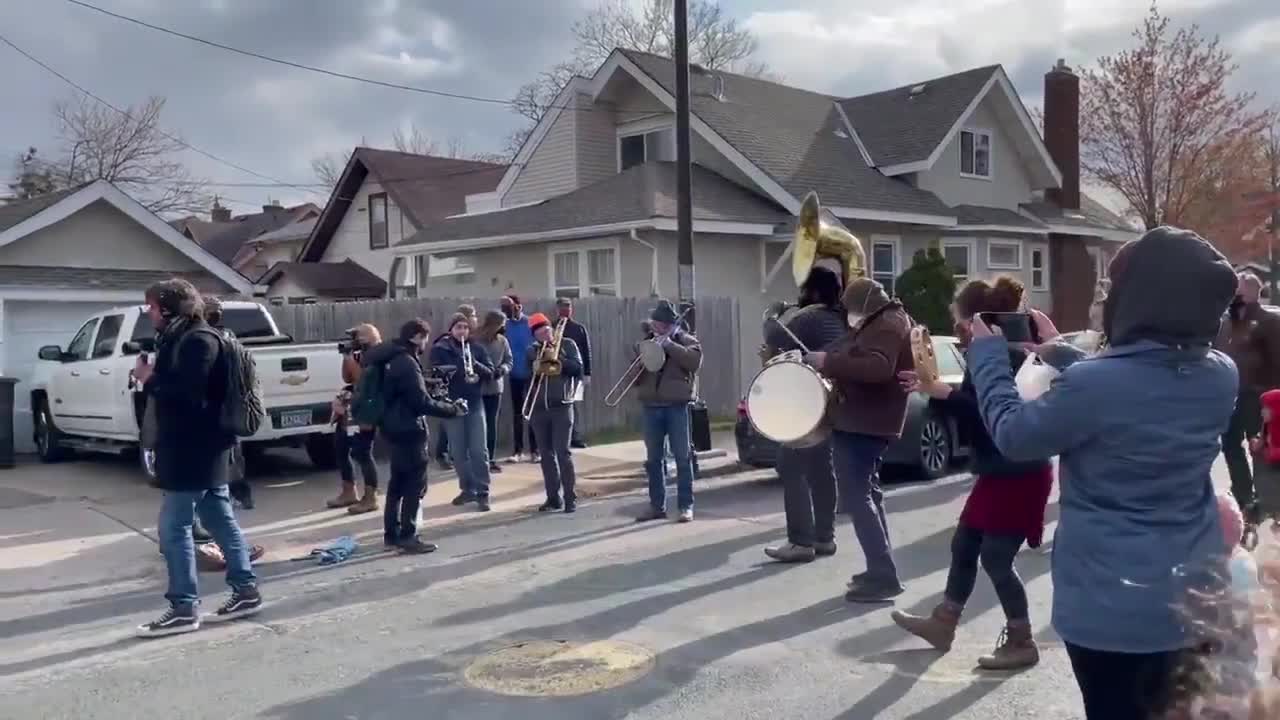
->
xmin=1249 ymin=389 xmax=1280 ymax=540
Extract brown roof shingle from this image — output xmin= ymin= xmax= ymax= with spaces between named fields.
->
xmin=262 ymin=259 xmax=386 ymax=297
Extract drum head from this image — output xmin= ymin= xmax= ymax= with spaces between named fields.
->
xmin=747 ymin=361 xmax=826 ymax=443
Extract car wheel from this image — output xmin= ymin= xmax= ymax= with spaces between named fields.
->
xmin=305 ymin=433 xmax=337 ymax=469
xmin=34 ymin=399 xmax=69 ymax=463
xmin=918 ymin=413 xmax=952 ymax=480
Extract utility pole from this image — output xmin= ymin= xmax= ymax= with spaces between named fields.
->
xmin=673 ymin=0 xmax=695 ymax=332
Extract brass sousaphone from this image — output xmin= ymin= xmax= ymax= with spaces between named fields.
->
xmin=792 ymin=192 xmax=867 ymax=288
xmin=910 ymin=325 xmax=940 ymax=386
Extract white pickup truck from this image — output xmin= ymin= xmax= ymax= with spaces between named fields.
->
xmin=28 ymin=301 xmax=344 ymax=479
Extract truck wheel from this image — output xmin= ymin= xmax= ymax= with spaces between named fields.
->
xmin=305 ymin=433 xmax=336 ymax=469
xmin=34 ymin=398 xmax=69 ymax=463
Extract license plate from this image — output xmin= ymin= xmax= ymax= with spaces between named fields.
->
xmin=279 ymin=410 xmax=313 ymax=429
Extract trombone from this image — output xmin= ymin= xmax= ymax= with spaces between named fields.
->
xmin=603 ymin=306 xmax=692 ymax=407
xmin=521 ymin=317 xmax=567 ymax=421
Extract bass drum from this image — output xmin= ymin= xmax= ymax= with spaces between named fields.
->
xmin=746 ymin=353 xmax=832 ymax=448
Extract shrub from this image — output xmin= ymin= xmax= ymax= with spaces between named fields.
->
xmin=895 ymin=247 xmax=956 ymax=335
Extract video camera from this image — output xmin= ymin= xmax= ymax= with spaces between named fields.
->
xmin=337 ymin=328 xmax=366 ymax=356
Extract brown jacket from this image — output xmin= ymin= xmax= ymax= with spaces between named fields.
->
xmin=1217 ymin=302 xmax=1280 ymax=391
xmin=634 ymin=331 xmax=702 ymax=406
xmin=823 ymin=295 xmax=914 ymax=439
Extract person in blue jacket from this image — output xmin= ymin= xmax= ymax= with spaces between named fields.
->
xmin=430 ymin=313 xmax=495 ymax=511
xmin=501 ymin=295 xmax=537 ymax=461
xmin=965 ymin=226 xmax=1240 ymax=719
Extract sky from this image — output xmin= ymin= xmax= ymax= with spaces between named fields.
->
xmin=2 ymin=0 xmax=1277 ymax=215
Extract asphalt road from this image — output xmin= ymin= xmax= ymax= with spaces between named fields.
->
xmin=0 ymin=467 xmax=1083 ymax=720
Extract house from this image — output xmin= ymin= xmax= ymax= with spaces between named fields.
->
xmin=259 ymin=259 xmax=386 ymax=304
xmin=182 ymin=199 xmax=322 ymax=270
xmin=287 ymin=147 xmax=507 ymax=298
xmin=231 ymin=216 xmax=316 ymax=281
xmin=389 ymin=50 xmax=1137 ymax=389
xmin=0 ymin=180 xmax=253 ymax=452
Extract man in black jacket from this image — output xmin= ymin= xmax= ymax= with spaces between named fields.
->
xmin=527 ymin=313 xmax=585 ymax=512
xmin=362 ymin=318 xmax=466 ymax=554
xmin=133 ymin=280 xmax=262 ymax=638
xmin=761 ymin=264 xmax=848 ymax=564
xmin=555 ymin=297 xmax=591 ymax=448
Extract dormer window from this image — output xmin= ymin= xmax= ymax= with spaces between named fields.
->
xmin=617 ymin=124 xmax=676 ymax=172
xmin=959 ymin=129 xmax=992 ymax=179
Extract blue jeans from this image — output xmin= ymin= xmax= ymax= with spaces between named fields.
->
xmin=831 ymin=431 xmax=899 ymax=584
xmin=444 ymin=408 xmax=491 ymax=497
xmin=644 ymin=404 xmax=694 ymax=512
xmin=159 ymin=486 xmax=256 ymax=610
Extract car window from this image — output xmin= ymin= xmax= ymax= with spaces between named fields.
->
xmin=131 ymin=310 xmax=158 ymax=342
xmin=66 ymin=319 xmax=100 ymax=362
xmin=222 ymin=308 xmax=275 ymax=339
xmin=93 ymin=315 xmax=125 ymax=358
xmin=933 ymin=339 xmax=965 ymax=377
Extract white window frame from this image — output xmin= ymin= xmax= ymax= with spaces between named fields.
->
xmin=547 ymin=238 xmax=623 ymax=298
xmin=941 ymin=238 xmax=976 ymax=282
xmin=986 ymin=239 xmax=1023 ymax=270
xmin=959 ymin=128 xmax=993 ymax=180
xmin=1087 ymin=246 xmax=1108 ymax=281
xmin=1028 ymin=242 xmax=1050 ymax=291
xmin=869 ymin=235 xmax=901 ymax=291
xmin=616 ymin=119 xmax=676 ymax=172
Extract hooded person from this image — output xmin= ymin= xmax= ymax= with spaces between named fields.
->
xmin=964 ymin=226 xmax=1239 ymax=720
xmin=801 ymin=276 xmax=914 ymax=602
xmin=762 ymin=264 xmax=848 ymax=565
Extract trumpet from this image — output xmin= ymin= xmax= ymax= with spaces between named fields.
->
xmin=462 ymin=341 xmax=479 ymax=384
xmin=521 ymin=317 xmax=567 ymax=421
xmin=603 ymin=306 xmax=692 ymax=408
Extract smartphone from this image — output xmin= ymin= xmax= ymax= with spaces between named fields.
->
xmin=978 ymin=311 xmax=1040 ymax=343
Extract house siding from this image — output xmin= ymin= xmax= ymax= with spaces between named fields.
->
xmin=0 ymin=199 xmax=203 ymax=271
xmin=506 ymin=96 xmax=579 ymax=207
xmin=575 ymin=91 xmax=618 ymax=188
xmin=915 ymin=93 xmax=1037 ymax=211
xmin=318 ymin=178 xmax=411 ymax=283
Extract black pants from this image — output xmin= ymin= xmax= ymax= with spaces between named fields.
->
xmin=943 ymin=524 xmax=1029 ymax=620
xmin=227 ymin=441 xmax=252 ymax=506
xmin=384 ymin=439 xmax=428 ymax=544
xmin=1223 ymin=388 xmax=1262 ymax=518
xmin=531 ymin=404 xmax=576 ymax=504
xmin=335 ymin=420 xmax=378 ymax=489
xmin=508 ymin=376 xmax=538 ymax=455
xmin=571 ymin=402 xmax=584 ymax=444
xmin=482 ymin=394 xmax=501 ymax=462
xmin=779 ymin=441 xmax=836 ymax=547
xmin=1065 ymin=643 xmax=1190 ymax=719
xmin=434 ymin=425 xmax=449 ymax=461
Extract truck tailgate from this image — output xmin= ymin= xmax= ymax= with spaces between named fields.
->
xmin=249 ymin=343 xmax=343 ymax=434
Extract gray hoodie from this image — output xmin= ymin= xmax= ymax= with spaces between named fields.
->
xmin=480 ymin=334 xmax=512 ymax=397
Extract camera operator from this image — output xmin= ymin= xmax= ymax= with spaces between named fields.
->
xmin=327 ymin=324 xmax=383 ymax=514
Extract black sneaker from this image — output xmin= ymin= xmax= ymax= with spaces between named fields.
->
xmin=564 ymin=501 xmax=576 ymax=514
xmin=135 ymin=605 xmax=200 ymax=638
xmin=204 ymin=586 xmax=264 ymax=623
xmin=570 ymin=440 xmax=587 ymax=449
xmin=845 ymin=579 xmax=905 ymax=604
xmin=451 ymin=492 xmax=476 ymax=507
xmin=538 ymin=499 xmax=562 ymax=512
xmin=490 ymin=463 xmax=503 ymax=474
xmin=476 ymin=496 xmax=491 ymax=512
xmin=398 ymin=538 xmax=438 ymax=555
xmin=635 ymin=506 xmax=666 ymax=523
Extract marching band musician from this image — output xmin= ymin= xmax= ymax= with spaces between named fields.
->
xmin=762 ymin=261 xmax=848 ymax=564
xmin=525 ymin=313 xmax=585 ymax=513
xmin=429 ymin=313 xmax=496 ymax=512
xmin=634 ymin=300 xmax=703 ymax=524
xmin=803 ymin=277 xmax=914 ymax=603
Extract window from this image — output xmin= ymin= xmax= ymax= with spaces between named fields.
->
xmin=368 ymin=192 xmax=389 ymax=250
xmin=551 ymin=245 xmax=619 ymax=297
xmin=870 ymin=238 xmax=899 ymax=296
xmin=1029 ymin=243 xmax=1049 ymax=291
xmin=987 ymin=240 xmax=1022 ymax=270
xmin=131 ymin=312 xmax=158 ymax=342
xmin=415 ymin=253 xmax=476 ymax=288
xmin=268 ymin=297 xmax=285 ymax=306
xmin=65 ymin=319 xmax=99 ymax=362
xmin=93 ymin=315 xmax=124 ymax=358
xmin=959 ymin=129 xmax=992 ymax=179
xmin=934 ymin=339 xmax=965 ymax=377
xmin=223 ymin=308 xmax=277 ymax=339
xmin=942 ymin=240 xmax=974 ymax=281
xmin=1087 ymin=246 xmax=1108 ymax=282
xmin=617 ymin=126 xmax=675 ymax=171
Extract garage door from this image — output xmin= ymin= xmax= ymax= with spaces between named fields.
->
xmin=4 ymin=301 xmax=126 ymax=453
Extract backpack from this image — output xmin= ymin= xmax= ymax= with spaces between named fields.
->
xmin=194 ymin=328 xmax=265 ymax=438
xmin=350 ymin=360 xmax=387 ymax=429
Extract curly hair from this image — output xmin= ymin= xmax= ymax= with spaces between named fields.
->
xmin=954 ymin=275 xmax=1025 ymax=318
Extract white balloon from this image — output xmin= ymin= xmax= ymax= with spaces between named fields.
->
xmin=1015 ymin=353 xmax=1060 ymax=400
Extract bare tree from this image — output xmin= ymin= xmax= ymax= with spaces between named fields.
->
xmin=510 ymin=0 xmax=767 ymax=127
xmin=5 ymin=147 xmax=60 ymax=202
xmin=1079 ymin=2 xmax=1272 ymax=230
xmin=311 ymin=151 xmax=350 ymax=187
xmin=310 ymin=124 xmax=510 ymax=185
xmin=51 ymin=95 xmax=210 ymax=215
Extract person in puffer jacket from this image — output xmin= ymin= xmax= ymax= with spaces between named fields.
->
xmin=524 ymin=313 xmax=584 ymax=513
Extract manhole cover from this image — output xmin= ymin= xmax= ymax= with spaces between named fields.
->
xmin=464 ymin=640 xmax=656 ymax=697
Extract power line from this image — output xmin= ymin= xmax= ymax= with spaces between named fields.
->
xmin=0 ymin=31 xmax=324 ymax=197
xmin=60 ymin=0 xmax=673 ymax=118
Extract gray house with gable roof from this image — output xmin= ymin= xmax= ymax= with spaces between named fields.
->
xmin=388 ymin=50 xmax=1136 ymax=390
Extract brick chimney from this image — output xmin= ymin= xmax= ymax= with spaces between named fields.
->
xmin=210 ymin=196 xmax=231 ymax=222
xmin=1043 ymin=59 xmax=1080 ymax=211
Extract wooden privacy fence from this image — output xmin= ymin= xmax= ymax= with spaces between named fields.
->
xmin=269 ymin=296 xmax=741 ymax=451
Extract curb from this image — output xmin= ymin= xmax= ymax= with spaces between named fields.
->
xmin=576 ymin=448 xmax=730 ymax=478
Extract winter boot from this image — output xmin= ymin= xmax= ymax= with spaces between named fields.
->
xmin=347 ymin=487 xmax=379 ymax=515
xmin=891 ymin=601 xmax=961 ymax=652
xmin=326 ymin=483 xmax=359 ymax=509
xmin=977 ymin=620 xmax=1040 ymax=670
